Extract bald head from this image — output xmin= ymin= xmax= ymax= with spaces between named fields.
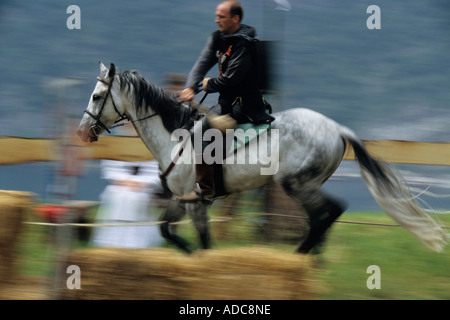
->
xmin=215 ymin=1 xmax=243 ymax=34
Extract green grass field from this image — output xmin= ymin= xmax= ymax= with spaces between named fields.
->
xmin=315 ymin=212 xmax=450 ymax=300
xmin=16 ymin=210 xmax=450 ymax=300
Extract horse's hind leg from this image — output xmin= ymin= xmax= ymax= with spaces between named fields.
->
xmin=282 ymin=182 xmax=346 ymax=254
xmin=297 ymin=192 xmax=346 ymax=254
xmin=160 ymin=199 xmax=192 ymax=253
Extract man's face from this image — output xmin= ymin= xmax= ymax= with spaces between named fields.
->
xmin=215 ymin=3 xmax=239 ymax=34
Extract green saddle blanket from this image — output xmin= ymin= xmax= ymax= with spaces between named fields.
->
xmin=231 ymin=122 xmax=271 ymax=153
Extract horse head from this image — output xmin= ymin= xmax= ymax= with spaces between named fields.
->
xmin=76 ymin=62 xmax=128 ymax=142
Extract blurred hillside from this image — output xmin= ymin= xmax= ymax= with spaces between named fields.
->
xmin=0 ymin=0 xmax=449 ymax=141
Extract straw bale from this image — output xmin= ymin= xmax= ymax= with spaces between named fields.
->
xmin=62 ymin=247 xmax=317 ymax=300
xmin=0 ymin=276 xmax=48 ymax=300
xmin=0 ymin=190 xmax=35 ymax=283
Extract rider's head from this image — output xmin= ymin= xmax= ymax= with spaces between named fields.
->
xmin=215 ymin=0 xmax=242 ymax=34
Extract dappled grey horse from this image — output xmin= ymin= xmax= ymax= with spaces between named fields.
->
xmin=77 ymin=63 xmax=447 ymax=254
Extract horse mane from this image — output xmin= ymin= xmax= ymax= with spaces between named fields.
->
xmin=117 ymin=70 xmax=199 ymax=132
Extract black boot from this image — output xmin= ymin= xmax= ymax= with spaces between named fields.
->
xmin=177 ymin=161 xmax=215 ymax=204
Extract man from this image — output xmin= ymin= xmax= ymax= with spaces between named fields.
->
xmin=178 ymin=0 xmax=273 ymax=203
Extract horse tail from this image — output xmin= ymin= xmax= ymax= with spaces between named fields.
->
xmin=339 ymin=128 xmax=448 ymax=252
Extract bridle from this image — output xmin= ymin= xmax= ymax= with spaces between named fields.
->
xmin=83 ymin=76 xmax=128 ymax=140
xmin=83 ymin=76 xmax=157 ymax=141
xmin=83 ymin=74 xmax=202 ymax=178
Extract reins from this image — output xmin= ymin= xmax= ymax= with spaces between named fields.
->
xmin=109 ymin=112 xmax=158 ymax=130
xmin=160 ymin=92 xmax=210 ymax=178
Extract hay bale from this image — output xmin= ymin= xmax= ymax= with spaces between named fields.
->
xmin=0 ymin=190 xmax=35 ymax=284
xmin=61 ymin=247 xmax=317 ymax=300
xmin=0 ymin=276 xmax=49 ymax=300
xmin=181 ymin=247 xmax=315 ymax=300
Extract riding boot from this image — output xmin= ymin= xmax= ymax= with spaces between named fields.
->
xmin=177 ymin=114 xmax=217 ymax=204
xmin=177 ymin=161 xmax=215 ymax=204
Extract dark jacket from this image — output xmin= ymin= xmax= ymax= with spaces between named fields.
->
xmin=186 ymin=25 xmax=273 ymax=124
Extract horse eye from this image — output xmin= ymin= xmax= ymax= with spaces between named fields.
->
xmin=92 ymin=94 xmax=101 ymax=101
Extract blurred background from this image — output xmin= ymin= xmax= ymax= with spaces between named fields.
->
xmin=1 ymin=0 xmax=449 ymax=211
xmin=0 ymin=0 xmax=449 ymax=300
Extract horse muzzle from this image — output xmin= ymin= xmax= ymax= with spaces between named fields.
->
xmin=76 ymin=123 xmax=99 ymax=143
xmin=88 ymin=125 xmax=102 ymax=142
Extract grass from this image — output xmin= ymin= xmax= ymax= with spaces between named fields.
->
xmin=15 ymin=208 xmax=450 ymax=300
xmin=315 ymin=212 xmax=450 ymax=300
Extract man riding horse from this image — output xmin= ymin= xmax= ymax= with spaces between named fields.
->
xmin=178 ymin=0 xmax=274 ymax=203
xmin=76 ymin=2 xmax=448 ymax=253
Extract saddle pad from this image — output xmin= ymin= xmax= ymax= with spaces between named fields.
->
xmin=215 ymin=122 xmax=271 ymax=197
xmin=232 ymin=122 xmax=271 ymax=153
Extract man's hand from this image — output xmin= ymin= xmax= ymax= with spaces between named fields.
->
xmin=179 ymin=87 xmax=195 ymax=102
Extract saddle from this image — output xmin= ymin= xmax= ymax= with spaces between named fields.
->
xmin=231 ymin=121 xmax=271 ymax=153
xmin=228 ymin=97 xmax=273 ymax=155
xmin=213 ymin=102 xmax=273 ymax=197
xmin=182 ymin=98 xmax=274 ymax=199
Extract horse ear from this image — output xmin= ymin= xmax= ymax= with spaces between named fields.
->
xmin=107 ymin=63 xmax=116 ymax=80
xmin=99 ymin=61 xmax=108 ymax=79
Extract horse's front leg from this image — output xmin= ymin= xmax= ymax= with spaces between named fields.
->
xmin=186 ymin=202 xmax=211 ymax=249
xmin=160 ymin=199 xmax=192 ymax=253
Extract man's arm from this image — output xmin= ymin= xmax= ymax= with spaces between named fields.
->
xmin=185 ymin=35 xmax=217 ymax=92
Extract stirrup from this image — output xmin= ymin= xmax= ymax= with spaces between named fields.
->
xmin=176 ymin=183 xmax=201 ymax=204
xmin=176 ymin=183 xmax=213 ymax=205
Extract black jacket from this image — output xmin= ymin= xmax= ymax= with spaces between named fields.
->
xmin=186 ymin=25 xmax=273 ymax=124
